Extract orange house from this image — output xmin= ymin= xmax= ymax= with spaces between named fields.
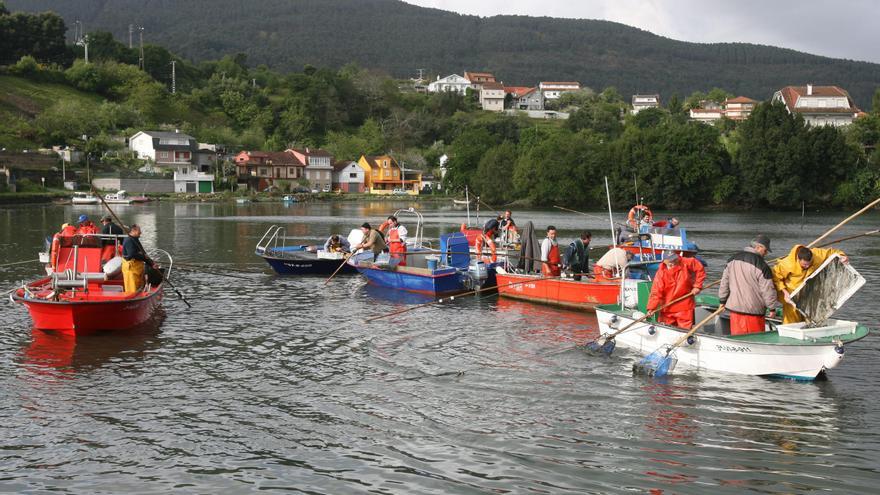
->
xmin=357 ymin=155 xmax=421 ymax=195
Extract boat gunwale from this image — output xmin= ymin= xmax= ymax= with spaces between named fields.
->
xmin=595 ymin=304 xmax=870 ymax=347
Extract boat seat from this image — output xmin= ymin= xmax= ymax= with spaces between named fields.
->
xmin=714 ymin=311 xmax=732 ymax=336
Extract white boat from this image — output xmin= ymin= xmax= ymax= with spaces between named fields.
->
xmin=595 ymin=256 xmax=869 ymax=380
xmin=71 ymin=192 xmax=99 ymax=205
xmin=103 ymin=190 xmax=133 ymax=204
xmin=452 ymin=199 xmax=471 ymax=205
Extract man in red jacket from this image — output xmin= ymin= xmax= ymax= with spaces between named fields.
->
xmin=646 ymin=253 xmax=706 ymax=329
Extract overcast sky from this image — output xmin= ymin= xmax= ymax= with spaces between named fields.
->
xmin=404 ymin=0 xmax=879 ymax=64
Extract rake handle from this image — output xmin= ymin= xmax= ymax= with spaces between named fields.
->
xmin=665 ymin=305 xmax=726 ymax=356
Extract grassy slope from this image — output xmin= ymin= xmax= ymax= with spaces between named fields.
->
xmin=0 ymin=75 xmax=104 ymax=149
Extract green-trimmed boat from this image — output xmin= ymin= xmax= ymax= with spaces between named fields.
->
xmin=596 ymin=256 xmax=869 ymax=380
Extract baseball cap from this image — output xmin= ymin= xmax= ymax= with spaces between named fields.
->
xmin=77 ymin=214 xmax=88 ymax=223
xmin=753 ymin=234 xmax=772 ymax=252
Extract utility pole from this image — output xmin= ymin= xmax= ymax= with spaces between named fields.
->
xmin=170 ymin=60 xmax=176 ymax=94
xmin=128 ymin=24 xmax=133 ymax=48
xmin=138 ymin=26 xmax=145 ymax=70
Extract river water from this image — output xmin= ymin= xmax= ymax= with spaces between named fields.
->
xmin=1 ymin=200 xmax=878 ymax=494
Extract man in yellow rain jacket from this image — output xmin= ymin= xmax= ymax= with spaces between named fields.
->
xmin=772 ymin=245 xmax=848 ymax=323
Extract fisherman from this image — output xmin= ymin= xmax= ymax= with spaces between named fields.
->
xmin=122 ymin=224 xmax=153 ymax=293
xmin=475 ymin=221 xmax=498 ymax=263
xmin=75 ymin=214 xmax=98 ymax=235
xmin=381 ymin=216 xmax=408 ymax=266
xmin=540 ymin=225 xmax=561 ymax=277
xmin=352 ymin=222 xmax=386 ymax=261
xmin=593 ymin=247 xmax=633 ymax=280
xmin=499 ymin=210 xmax=516 ymax=232
xmin=323 ymin=234 xmax=351 ymax=253
xmin=772 ymin=244 xmax=848 ymax=324
xmin=718 ymin=234 xmax=778 ymax=335
xmin=100 ymin=215 xmax=124 ymax=236
xmin=652 ymin=217 xmax=680 ymax=229
xmin=646 ymin=252 xmax=706 ymax=329
xmin=565 ymin=231 xmax=591 ymax=281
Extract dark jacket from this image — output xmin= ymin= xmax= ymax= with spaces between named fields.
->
xmin=102 ymin=222 xmax=124 ymax=236
xmin=123 ymin=236 xmax=150 ymax=263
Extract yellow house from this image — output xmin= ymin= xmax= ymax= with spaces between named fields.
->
xmin=357 ymin=155 xmax=422 ymax=195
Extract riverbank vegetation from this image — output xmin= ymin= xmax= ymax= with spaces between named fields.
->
xmin=1 ymin=3 xmax=879 ymax=209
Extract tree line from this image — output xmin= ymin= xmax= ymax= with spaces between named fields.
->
xmin=1 ymin=4 xmax=879 ymax=209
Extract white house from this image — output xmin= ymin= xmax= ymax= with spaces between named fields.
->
xmin=772 ymin=85 xmax=861 ymax=127
xmin=689 ymin=108 xmax=724 ymax=123
xmin=129 ymin=130 xmax=214 ymax=193
xmin=539 ymin=81 xmax=580 ymax=100
xmin=332 ymin=160 xmax=365 ymax=193
xmin=427 ymin=74 xmax=472 ymax=94
xmin=632 ymin=94 xmax=660 ymax=114
xmin=480 ymin=82 xmax=506 ymax=112
xmin=288 ymin=147 xmax=334 ymax=191
xmin=723 ymin=96 xmax=758 ymax=121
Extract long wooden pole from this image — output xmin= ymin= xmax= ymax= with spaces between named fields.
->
xmin=91 ymin=185 xmax=128 ymax=230
xmin=324 ymin=253 xmax=351 ymax=285
xmin=806 ymin=197 xmax=880 ymax=248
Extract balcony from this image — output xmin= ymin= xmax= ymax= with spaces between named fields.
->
xmin=174 ymin=171 xmax=214 ymax=182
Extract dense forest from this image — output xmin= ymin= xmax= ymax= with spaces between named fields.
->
xmin=8 ymin=0 xmax=880 ymax=108
xmin=2 ymin=3 xmax=880 ymax=209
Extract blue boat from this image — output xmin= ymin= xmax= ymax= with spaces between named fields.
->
xmin=349 ymin=209 xmax=497 ymax=296
xmin=255 ymin=225 xmax=357 ymax=276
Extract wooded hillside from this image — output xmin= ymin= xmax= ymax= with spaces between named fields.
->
xmin=9 ymin=0 xmax=880 ymax=108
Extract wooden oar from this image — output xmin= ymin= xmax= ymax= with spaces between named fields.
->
xmin=806 ymin=197 xmax=880 ymax=248
xmin=634 ymin=305 xmax=725 ymax=378
xmin=324 ymin=253 xmax=352 ymax=285
xmin=365 ymin=275 xmax=560 ymax=323
xmin=157 ymin=271 xmax=192 ymax=308
xmin=585 ymin=279 xmax=722 ymax=355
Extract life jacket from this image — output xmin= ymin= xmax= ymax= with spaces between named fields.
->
xmin=542 ymin=241 xmax=560 ymax=276
xmin=387 ymin=226 xmax=407 ymax=266
xmin=76 ymin=221 xmax=97 ymax=235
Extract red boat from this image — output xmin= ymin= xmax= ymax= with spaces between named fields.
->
xmin=495 ymin=269 xmax=621 ymax=311
xmin=11 ymin=232 xmax=165 ymax=335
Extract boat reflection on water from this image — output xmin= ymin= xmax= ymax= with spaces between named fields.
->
xmin=635 ymin=374 xmax=842 ymax=492
xmin=362 ymin=282 xmax=435 ymax=306
xmin=493 ymin=297 xmax=600 ymax=346
xmin=20 ymin=309 xmax=166 ymax=374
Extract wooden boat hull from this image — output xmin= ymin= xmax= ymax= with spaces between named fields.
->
xmin=258 ymin=252 xmax=356 ymax=275
xmin=496 ymin=272 xmax=620 ymax=311
xmin=13 ymin=286 xmax=163 ymax=336
xmin=595 ymin=304 xmax=868 ymax=380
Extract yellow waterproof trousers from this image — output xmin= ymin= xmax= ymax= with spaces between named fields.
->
xmin=122 ymin=259 xmax=145 ymax=293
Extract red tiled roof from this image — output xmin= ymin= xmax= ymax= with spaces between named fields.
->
xmin=289 ymin=147 xmax=332 ymax=157
xmin=504 ymin=86 xmax=532 ymax=96
xmin=464 ymin=71 xmax=496 ymax=82
xmin=481 ymin=81 xmax=505 ymax=90
xmin=725 ymin=96 xmax=757 ymax=104
xmin=541 ymin=81 xmax=580 ymax=86
xmin=777 ymin=85 xmax=860 ymax=113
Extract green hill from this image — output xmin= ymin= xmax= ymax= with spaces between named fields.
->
xmin=0 ymin=75 xmax=104 ymax=148
xmin=8 ymin=0 xmax=880 ymax=107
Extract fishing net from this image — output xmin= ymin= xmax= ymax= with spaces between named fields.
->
xmin=791 ymin=255 xmax=865 ymax=327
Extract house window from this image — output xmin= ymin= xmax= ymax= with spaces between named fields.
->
xmin=181 ymin=167 xmax=188 ymax=175
xmin=159 ymin=151 xmax=169 ymax=159
xmin=349 ymin=172 xmax=357 ymax=179
xmin=259 ymin=167 xmax=268 ymax=176
xmin=288 ymin=167 xmax=295 ymax=176
xmin=384 ymin=170 xmax=390 ymax=178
